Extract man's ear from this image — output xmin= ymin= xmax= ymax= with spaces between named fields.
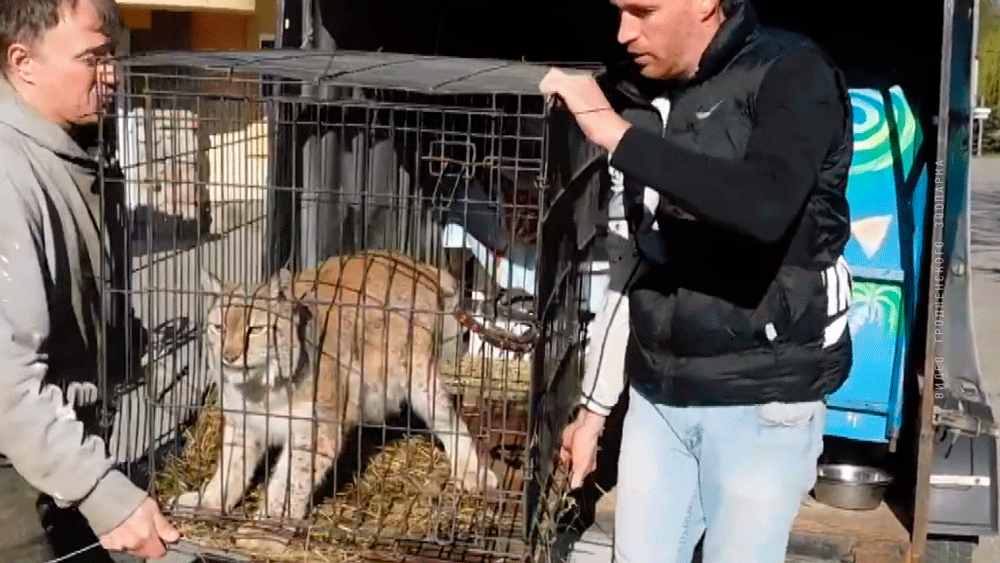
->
xmin=695 ymin=0 xmax=725 ymax=23
xmin=6 ymin=42 xmax=37 ymax=85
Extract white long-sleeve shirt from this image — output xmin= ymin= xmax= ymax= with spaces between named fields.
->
xmin=578 ymin=98 xmax=671 ymax=416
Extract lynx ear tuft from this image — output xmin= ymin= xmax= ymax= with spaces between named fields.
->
xmin=200 ymin=263 xmax=223 ymax=294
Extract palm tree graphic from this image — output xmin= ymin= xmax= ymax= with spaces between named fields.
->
xmin=848 ymin=282 xmax=902 ymax=337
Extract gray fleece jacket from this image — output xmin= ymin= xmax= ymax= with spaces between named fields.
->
xmin=0 ymin=77 xmax=148 ymax=536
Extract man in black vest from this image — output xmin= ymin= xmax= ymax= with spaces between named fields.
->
xmin=541 ymin=0 xmax=854 ymax=561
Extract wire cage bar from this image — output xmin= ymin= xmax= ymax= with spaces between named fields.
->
xmin=96 ymin=49 xmax=604 ymax=563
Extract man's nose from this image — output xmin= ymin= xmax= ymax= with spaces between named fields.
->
xmin=617 ymin=12 xmax=640 ymax=45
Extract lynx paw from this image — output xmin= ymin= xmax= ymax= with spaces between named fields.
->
xmin=458 ymin=466 xmax=499 ymax=492
xmin=171 ymin=490 xmax=222 ymax=513
xmin=235 ymin=525 xmax=292 ymax=553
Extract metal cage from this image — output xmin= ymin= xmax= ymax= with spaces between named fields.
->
xmin=97 ymin=49 xmax=604 ymax=563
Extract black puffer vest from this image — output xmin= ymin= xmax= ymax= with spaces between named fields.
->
xmin=599 ymin=0 xmax=854 ymax=407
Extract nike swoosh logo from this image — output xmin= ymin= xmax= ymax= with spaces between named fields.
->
xmin=696 ymin=100 xmax=723 ymax=119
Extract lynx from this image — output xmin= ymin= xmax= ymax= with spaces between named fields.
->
xmin=173 ymin=250 xmax=533 ymax=542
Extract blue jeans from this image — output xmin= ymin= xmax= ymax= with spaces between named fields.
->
xmin=613 ymin=387 xmax=826 ymax=563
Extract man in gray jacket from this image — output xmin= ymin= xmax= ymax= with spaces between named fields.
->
xmin=0 ymin=0 xmax=179 ymax=560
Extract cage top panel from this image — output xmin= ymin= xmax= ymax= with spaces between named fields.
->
xmin=117 ymin=49 xmax=564 ymax=96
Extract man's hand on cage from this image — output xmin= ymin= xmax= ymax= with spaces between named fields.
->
xmin=539 ymin=67 xmax=631 ymax=153
xmin=99 ymin=496 xmax=180 ymax=559
xmin=560 ymin=407 xmax=606 ymax=489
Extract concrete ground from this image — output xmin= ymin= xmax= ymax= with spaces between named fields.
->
xmin=970 ymin=156 xmax=1000 ymax=563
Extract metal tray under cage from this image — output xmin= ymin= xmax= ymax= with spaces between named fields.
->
xmin=95 ymin=49 xmax=606 ymax=563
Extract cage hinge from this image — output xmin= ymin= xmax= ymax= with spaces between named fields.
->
xmin=932 ymin=405 xmax=1000 ymax=439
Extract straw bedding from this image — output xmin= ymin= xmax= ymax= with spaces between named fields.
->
xmin=152 ymin=355 xmax=536 ymax=563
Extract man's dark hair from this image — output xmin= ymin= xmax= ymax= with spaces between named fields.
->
xmin=0 ymin=0 xmax=121 ymax=73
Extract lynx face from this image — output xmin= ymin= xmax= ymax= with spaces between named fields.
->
xmin=201 ymin=269 xmax=306 ymax=387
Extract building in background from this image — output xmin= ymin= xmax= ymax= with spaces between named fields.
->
xmin=116 ymin=0 xmax=277 ymax=55
xmin=112 ymin=1 xmax=280 ymax=237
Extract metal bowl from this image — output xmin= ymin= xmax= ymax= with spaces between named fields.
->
xmin=812 ymin=464 xmax=894 ymax=511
